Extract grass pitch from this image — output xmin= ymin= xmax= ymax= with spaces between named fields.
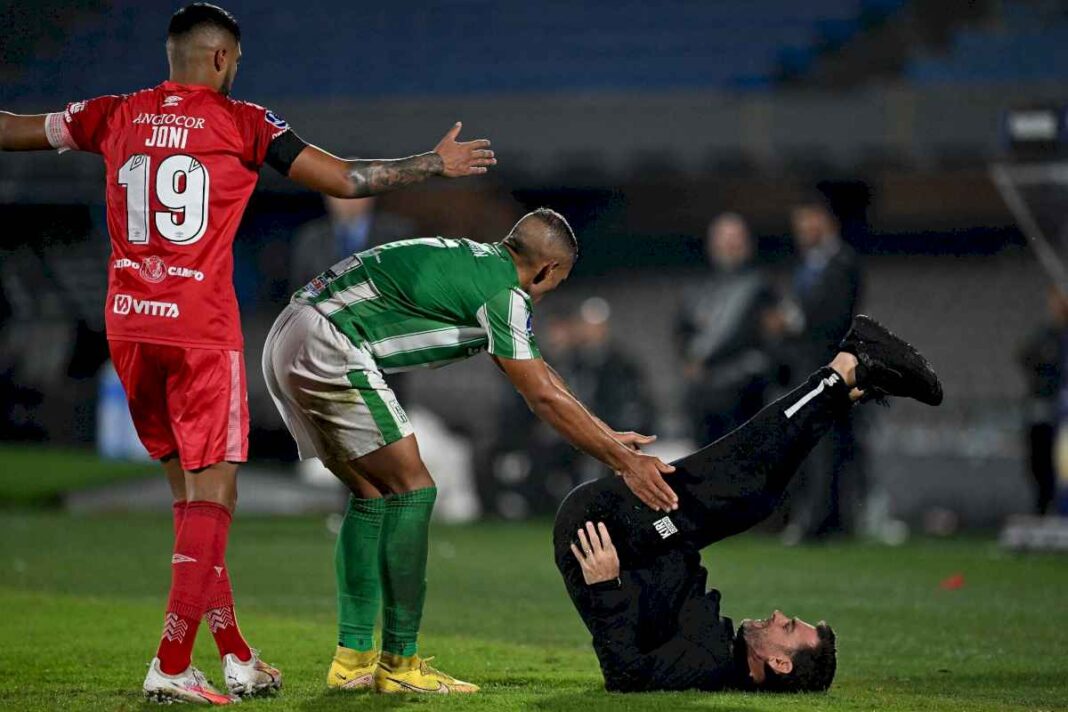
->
xmin=1 ymin=511 xmax=1066 ymax=711
xmin=0 ymin=445 xmax=153 ymax=506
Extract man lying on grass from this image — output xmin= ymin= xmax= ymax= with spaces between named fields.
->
xmin=554 ymin=315 xmax=943 ymax=692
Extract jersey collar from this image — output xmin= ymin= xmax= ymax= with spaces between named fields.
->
xmin=158 ymin=80 xmax=217 ymax=93
xmin=495 ymin=242 xmax=526 ymax=293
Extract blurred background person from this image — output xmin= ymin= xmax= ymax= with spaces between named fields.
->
xmin=790 ymin=197 xmax=862 ymax=368
xmin=289 ymin=195 xmax=415 ymax=293
xmin=489 ymin=313 xmax=574 ymax=518
xmin=489 ymin=298 xmax=655 ymax=517
xmin=676 ymin=213 xmax=780 ymax=444
xmin=1019 ymin=286 xmax=1068 ymax=516
xmin=562 ymin=297 xmax=657 ymax=442
xmin=782 ymin=196 xmax=864 ymax=544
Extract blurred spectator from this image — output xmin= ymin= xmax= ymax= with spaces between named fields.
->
xmin=790 ymin=199 xmax=862 ymax=364
xmin=783 ymin=197 xmax=864 ymax=543
xmin=489 ymin=298 xmax=656 ymax=516
xmin=675 ymin=213 xmax=780 ymax=444
xmin=561 ymin=298 xmax=657 ymax=437
xmin=1019 ymin=286 xmax=1068 ymax=515
xmin=489 ymin=314 xmax=573 ymax=517
xmin=288 ymin=195 xmax=415 ymax=291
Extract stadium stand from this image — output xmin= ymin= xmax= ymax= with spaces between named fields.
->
xmin=907 ymin=1 xmax=1068 ymax=84
xmin=4 ymin=0 xmax=906 ymax=100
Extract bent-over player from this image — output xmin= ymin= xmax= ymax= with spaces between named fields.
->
xmin=555 ymin=315 xmax=942 ymax=693
xmin=0 ymin=3 xmax=495 ymax=704
xmin=263 ymin=209 xmax=678 ymax=693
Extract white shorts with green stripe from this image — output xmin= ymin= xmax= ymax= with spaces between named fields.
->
xmin=262 ymin=303 xmax=414 ymax=461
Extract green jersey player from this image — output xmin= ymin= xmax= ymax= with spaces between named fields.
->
xmin=263 ymin=208 xmax=677 ymax=694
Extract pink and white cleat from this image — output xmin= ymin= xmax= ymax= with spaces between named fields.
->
xmin=143 ymin=657 xmax=235 ymax=705
xmin=222 ymin=650 xmax=282 ymax=697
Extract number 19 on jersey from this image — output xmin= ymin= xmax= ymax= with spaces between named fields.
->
xmin=117 ymin=154 xmax=210 ymax=246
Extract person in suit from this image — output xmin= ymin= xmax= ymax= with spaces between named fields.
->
xmin=289 ymin=196 xmax=416 ymax=293
xmin=1019 ymin=286 xmax=1068 ymax=515
xmin=782 ymin=196 xmax=864 ymax=544
xmin=676 ymin=213 xmax=780 ymax=444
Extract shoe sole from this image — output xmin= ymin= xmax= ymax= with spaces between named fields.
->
xmin=374 ymin=684 xmax=479 ymax=694
xmin=227 ymin=669 xmax=283 ymax=697
xmin=328 ymin=673 xmax=374 ymax=691
xmin=227 ymin=680 xmax=282 ymax=697
xmin=850 ymin=315 xmax=943 ymax=406
xmin=144 ymin=687 xmax=233 ymax=705
xmin=374 ymin=676 xmax=479 ymax=694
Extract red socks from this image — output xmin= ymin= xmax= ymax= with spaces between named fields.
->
xmin=158 ymin=502 xmax=231 ymax=674
xmin=169 ymin=502 xmax=252 ymax=667
xmin=204 ymin=575 xmax=252 ymax=663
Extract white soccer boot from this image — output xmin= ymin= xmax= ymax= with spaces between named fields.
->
xmin=143 ymin=657 xmax=235 ymax=705
xmin=222 ymin=650 xmax=282 ymax=697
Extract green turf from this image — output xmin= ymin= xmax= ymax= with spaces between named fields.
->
xmin=0 ymin=512 xmax=1066 ymax=711
xmin=0 ymin=446 xmax=153 ymax=506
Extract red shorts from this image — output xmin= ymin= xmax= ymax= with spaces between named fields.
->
xmin=109 ymin=340 xmax=249 ymax=471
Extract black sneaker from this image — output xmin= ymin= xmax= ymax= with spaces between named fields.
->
xmin=838 ymin=315 xmax=943 ymax=406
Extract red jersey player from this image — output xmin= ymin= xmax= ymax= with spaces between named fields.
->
xmin=0 ymin=3 xmax=495 ymax=705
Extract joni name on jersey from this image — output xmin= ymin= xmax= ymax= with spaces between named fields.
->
xmin=145 ymin=126 xmax=189 ymax=149
xmin=132 ymin=113 xmax=207 ymax=150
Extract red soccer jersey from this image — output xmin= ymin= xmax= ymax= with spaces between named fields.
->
xmin=46 ymin=81 xmax=290 ymax=349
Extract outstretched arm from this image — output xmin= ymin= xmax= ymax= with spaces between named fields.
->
xmin=493 ymin=355 xmax=677 ymax=511
xmin=286 ymin=121 xmax=495 ymax=198
xmin=0 ymin=113 xmax=51 ymax=151
xmin=543 ymin=362 xmax=656 ymax=451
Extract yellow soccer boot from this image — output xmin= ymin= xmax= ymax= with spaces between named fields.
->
xmin=373 ymin=653 xmax=479 ymax=694
xmin=326 ymin=646 xmax=378 ymax=690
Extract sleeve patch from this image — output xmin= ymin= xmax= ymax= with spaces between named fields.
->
xmin=65 ymin=100 xmax=88 ymax=119
xmin=480 ymin=288 xmax=540 ymax=360
xmin=265 ymin=110 xmax=289 ymax=130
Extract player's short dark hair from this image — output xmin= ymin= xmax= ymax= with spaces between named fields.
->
xmin=762 ymin=622 xmax=837 ymax=693
xmin=504 ymin=208 xmax=578 ymax=264
xmin=168 ymin=3 xmax=240 ymax=42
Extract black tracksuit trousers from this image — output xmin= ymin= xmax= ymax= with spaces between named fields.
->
xmin=554 ymin=367 xmax=853 ymax=609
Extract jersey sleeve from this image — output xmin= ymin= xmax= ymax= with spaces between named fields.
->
xmin=233 ymin=101 xmax=295 ymax=169
xmin=45 ymin=95 xmax=122 ymax=154
xmin=476 ymin=288 xmax=541 ymax=360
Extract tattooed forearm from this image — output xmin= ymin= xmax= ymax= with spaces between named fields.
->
xmin=345 ymin=152 xmax=444 ymax=197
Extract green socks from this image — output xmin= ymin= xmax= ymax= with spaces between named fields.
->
xmin=379 ymin=486 xmax=437 ymax=657
xmin=335 ymin=496 xmax=386 ymax=652
xmin=334 ymin=487 xmax=437 ymax=657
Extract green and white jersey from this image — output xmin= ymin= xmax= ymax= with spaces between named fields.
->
xmin=293 ymin=237 xmax=540 ymax=373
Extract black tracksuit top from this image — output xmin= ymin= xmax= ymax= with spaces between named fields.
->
xmin=582 ymin=546 xmax=744 ymax=692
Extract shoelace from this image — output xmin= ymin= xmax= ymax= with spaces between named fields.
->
xmin=418 ymin=657 xmax=456 ymax=681
xmin=189 ymin=667 xmax=213 ymax=689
